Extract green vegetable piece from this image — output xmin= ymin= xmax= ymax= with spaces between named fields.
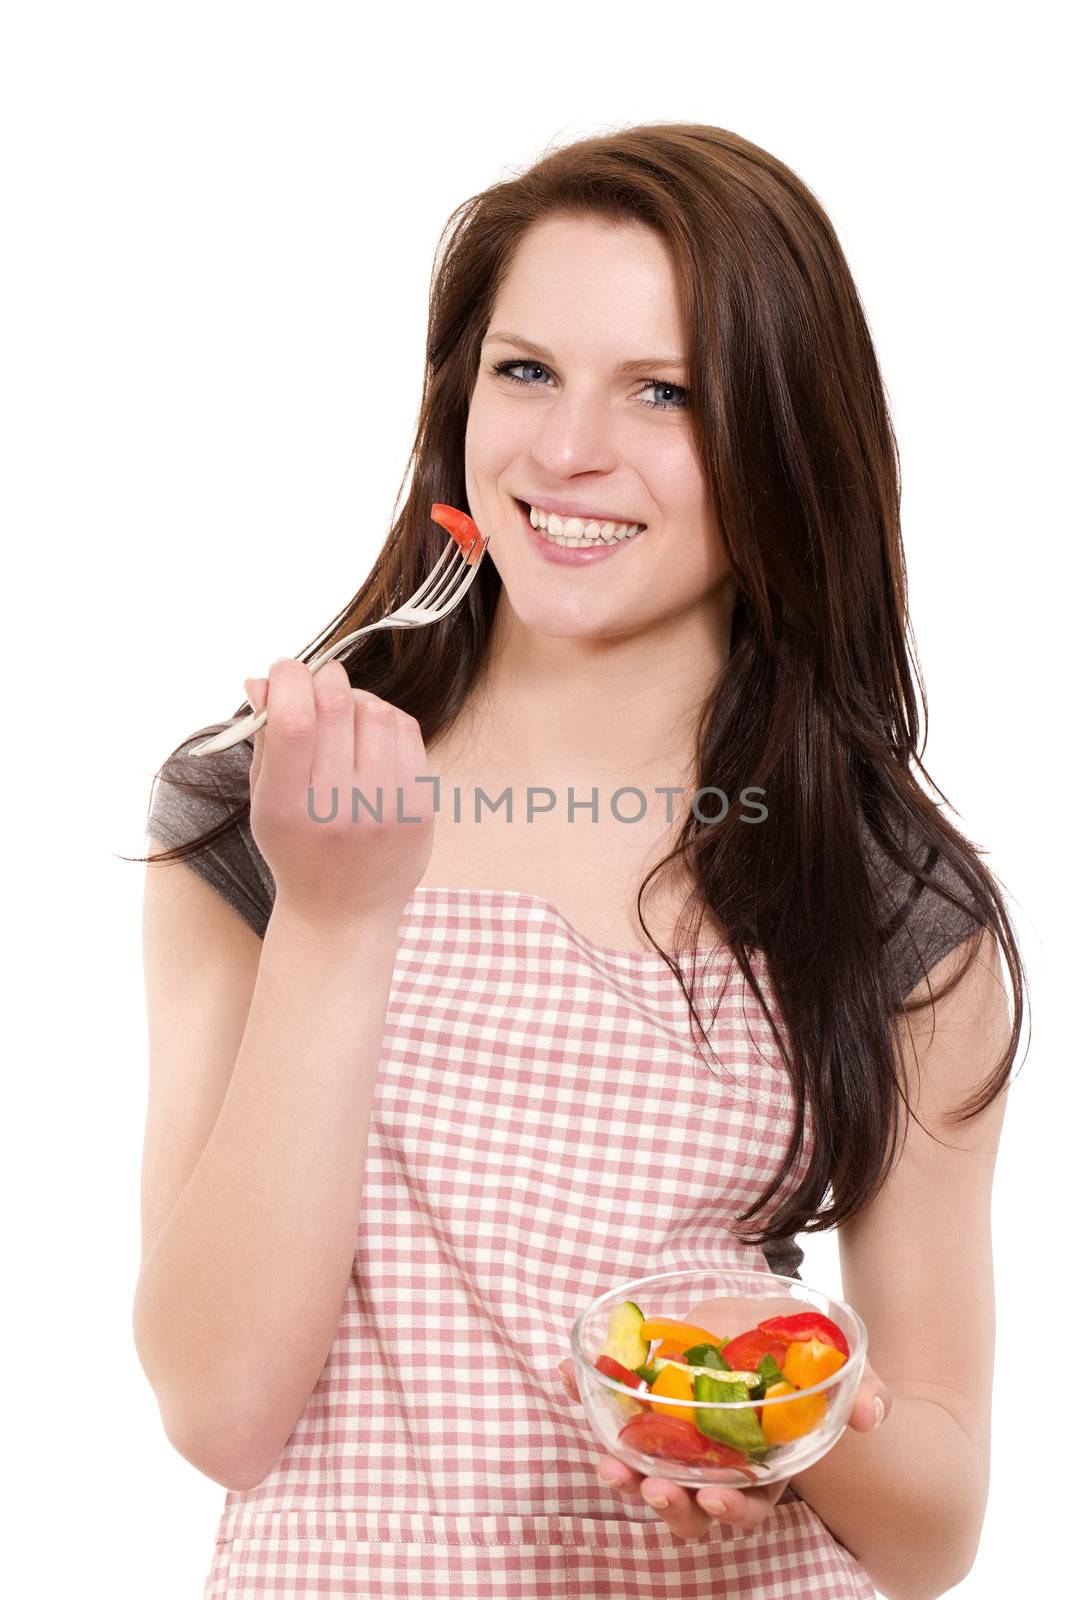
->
xmin=693 ymin=1372 xmax=770 ymax=1455
xmin=634 ymin=1363 xmax=659 ymax=1385
xmin=753 ymin=1352 xmax=787 ymax=1401
xmin=598 ymin=1300 xmax=649 ymax=1371
xmin=685 ymin=1342 xmax=731 ymax=1370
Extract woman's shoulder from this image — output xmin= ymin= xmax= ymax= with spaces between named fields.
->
xmin=146 ymin=719 xmax=275 ymax=938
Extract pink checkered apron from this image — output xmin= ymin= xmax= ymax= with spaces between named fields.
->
xmin=204 ymin=886 xmax=876 ymax=1598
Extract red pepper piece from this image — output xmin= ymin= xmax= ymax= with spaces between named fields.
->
xmin=595 ymin=1354 xmax=644 ymax=1389
xmin=757 ymin=1311 xmax=849 ymax=1359
xmin=719 ymin=1326 xmax=791 ymax=1371
xmin=429 ymin=503 xmax=487 ymax=565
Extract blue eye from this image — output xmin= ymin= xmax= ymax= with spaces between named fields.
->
xmin=489 ymin=359 xmax=687 ymax=411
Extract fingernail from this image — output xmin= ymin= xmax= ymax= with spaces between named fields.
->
xmin=598 ymin=1467 xmax=621 ymax=1485
xmin=698 ymin=1495 xmax=727 ymax=1516
xmin=872 ymin=1395 xmax=885 ymax=1428
xmin=649 ymin=1496 xmax=670 ymax=1510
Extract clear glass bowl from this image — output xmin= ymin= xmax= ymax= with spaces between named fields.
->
xmin=570 ymin=1266 xmax=868 ymax=1490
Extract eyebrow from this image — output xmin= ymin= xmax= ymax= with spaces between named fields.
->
xmin=482 ymin=329 xmax=687 ymax=374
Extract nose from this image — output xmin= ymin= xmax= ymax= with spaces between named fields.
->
xmin=529 ymin=384 xmax=619 ymax=481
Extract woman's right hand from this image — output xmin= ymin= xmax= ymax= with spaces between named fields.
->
xmin=242 ymin=657 xmax=436 ymax=931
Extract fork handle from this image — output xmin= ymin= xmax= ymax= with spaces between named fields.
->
xmin=185 ymin=621 xmax=387 ymax=757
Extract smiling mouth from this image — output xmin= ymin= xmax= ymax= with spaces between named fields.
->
xmin=515 ymin=498 xmax=647 ymax=548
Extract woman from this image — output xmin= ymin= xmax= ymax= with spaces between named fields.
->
xmin=132 ymin=123 xmax=1025 ymax=1599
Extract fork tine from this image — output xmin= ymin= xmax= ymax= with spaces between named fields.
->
xmin=419 ymin=543 xmax=470 ymax=610
xmin=419 ymin=542 xmax=487 ymax=615
xmin=399 ymin=540 xmax=455 ymax=610
xmin=307 ymin=536 xmax=480 ymax=671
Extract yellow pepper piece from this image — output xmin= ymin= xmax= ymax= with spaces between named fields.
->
xmin=781 ymin=1337 xmax=847 ymax=1391
xmin=639 ymin=1318 xmax=726 ymax=1348
xmin=647 ymin=1362 xmax=697 ymax=1425
xmin=760 ymin=1379 xmax=827 ymax=1443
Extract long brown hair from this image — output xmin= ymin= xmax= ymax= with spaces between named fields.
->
xmin=128 ymin=122 xmax=1028 ymax=1257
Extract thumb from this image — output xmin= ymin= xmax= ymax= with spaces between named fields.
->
xmin=850 ymin=1363 xmax=892 ymax=1432
xmin=558 ymin=1358 xmax=580 ymax=1403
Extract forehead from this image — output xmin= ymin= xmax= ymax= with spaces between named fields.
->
xmin=489 ymin=214 xmax=685 ymax=356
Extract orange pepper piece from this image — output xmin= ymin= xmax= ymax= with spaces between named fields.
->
xmin=781 ymin=1336 xmax=847 ymax=1390
xmin=654 ymin=1340 xmax=692 ymax=1361
xmin=760 ymin=1379 xmax=827 ymax=1443
xmin=640 ymin=1318 xmax=726 ymax=1349
xmin=647 ymin=1362 xmax=697 ymax=1426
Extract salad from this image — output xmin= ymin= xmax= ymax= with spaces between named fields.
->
xmin=592 ymin=1301 xmax=850 ymax=1481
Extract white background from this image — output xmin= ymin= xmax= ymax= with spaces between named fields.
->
xmin=3 ymin=3 xmax=1061 ymax=1595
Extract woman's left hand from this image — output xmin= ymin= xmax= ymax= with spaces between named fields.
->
xmin=557 ymin=1356 xmax=891 ymax=1541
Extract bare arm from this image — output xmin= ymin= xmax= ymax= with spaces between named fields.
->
xmin=788 ymin=927 xmax=1013 ymax=1600
xmin=133 ymin=886 xmax=405 ymax=1491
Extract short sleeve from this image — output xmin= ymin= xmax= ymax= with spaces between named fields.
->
xmin=863 ymin=811 xmax=988 ymax=1006
xmin=761 ymin=1235 xmax=804 ymax=1280
xmin=145 ymin=719 xmax=276 ymax=939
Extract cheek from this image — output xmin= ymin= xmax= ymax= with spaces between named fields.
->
xmin=465 ymin=386 xmax=522 ymax=472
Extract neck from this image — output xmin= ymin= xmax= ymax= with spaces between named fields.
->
xmin=451 ymin=580 xmax=736 ymax=792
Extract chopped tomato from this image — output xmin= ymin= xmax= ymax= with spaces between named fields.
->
xmin=594 ymin=1354 xmax=643 ymax=1389
xmin=757 ymin=1311 xmax=849 ymax=1358
xmin=702 ymin=1440 xmax=762 ymax=1480
xmin=617 ymin=1414 xmax=712 ymax=1463
xmin=617 ymin=1415 xmax=760 ymax=1478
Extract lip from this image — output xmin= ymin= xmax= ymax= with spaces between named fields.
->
xmin=517 ymin=494 xmax=647 ymax=529
xmin=514 ymin=496 xmax=646 ymax=566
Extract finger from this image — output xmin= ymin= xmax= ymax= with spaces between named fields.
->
xmin=638 ymin=1476 xmax=720 ymax=1541
xmin=394 ymin=711 xmax=432 ymax=824
xmin=694 ymin=1481 xmax=783 ymax=1530
xmin=309 ymin=661 xmax=354 ymax=824
xmin=558 ymin=1359 xmax=580 ymax=1404
xmin=849 ymin=1379 xmax=891 ymax=1432
xmin=244 ymin=677 xmax=268 ymax=795
xmin=595 ymin=1455 xmax=644 ymax=1500
xmin=350 ymin=689 xmax=399 ymax=822
xmin=259 ymin=659 xmax=317 ymax=810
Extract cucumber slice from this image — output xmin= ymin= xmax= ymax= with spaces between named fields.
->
xmin=597 ymin=1300 xmax=649 ymax=1371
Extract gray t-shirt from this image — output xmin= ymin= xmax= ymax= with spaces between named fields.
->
xmin=145 ymin=717 xmax=987 ymax=1283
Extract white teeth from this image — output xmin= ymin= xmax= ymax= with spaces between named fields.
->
xmin=525 ymin=501 xmax=644 ymax=547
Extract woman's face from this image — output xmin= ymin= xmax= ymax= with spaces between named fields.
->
xmin=465 ymin=213 xmax=733 ymax=640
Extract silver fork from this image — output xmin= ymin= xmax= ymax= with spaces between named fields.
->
xmin=186 ymin=527 xmax=491 ymax=757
